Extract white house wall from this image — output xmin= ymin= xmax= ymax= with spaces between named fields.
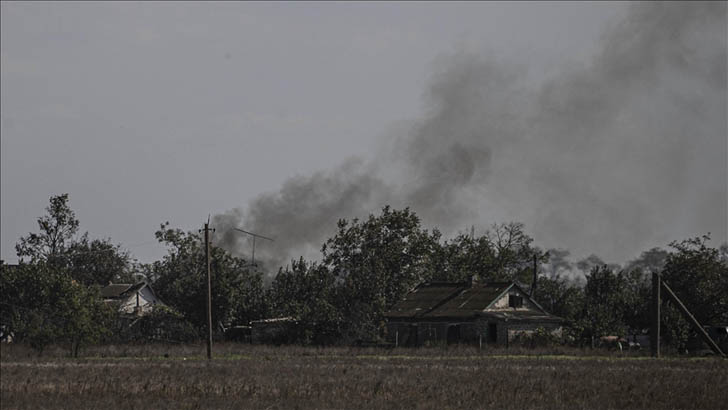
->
xmin=119 ymin=287 xmax=159 ymax=314
xmin=488 ymin=288 xmax=541 ymax=312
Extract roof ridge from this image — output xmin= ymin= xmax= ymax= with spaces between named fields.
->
xmin=417 ymin=285 xmax=467 ymax=318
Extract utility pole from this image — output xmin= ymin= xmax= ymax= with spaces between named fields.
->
xmin=651 ymin=272 xmax=660 ymax=358
xmin=203 ymin=222 xmax=214 ymax=360
xmin=529 ymin=253 xmax=538 ymax=298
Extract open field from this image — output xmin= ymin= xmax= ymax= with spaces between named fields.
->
xmin=2 ymin=344 xmax=727 ymax=410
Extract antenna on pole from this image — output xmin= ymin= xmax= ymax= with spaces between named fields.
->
xmin=233 ymin=228 xmax=274 ymax=267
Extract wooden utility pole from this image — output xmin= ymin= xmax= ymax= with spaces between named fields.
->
xmin=204 ymin=222 xmax=213 ymax=360
xmin=651 ymin=272 xmax=661 ymax=358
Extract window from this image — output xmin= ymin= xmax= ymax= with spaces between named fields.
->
xmin=509 ymin=295 xmax=523 ymax=308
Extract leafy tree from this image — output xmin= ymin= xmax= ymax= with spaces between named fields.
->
xmin=150 ymin=223 xmax=265 ymax=333
xmin=485 ymin=222 xmax=545 ymax=282
xmin=60 ymin=277 xmax=115 ymax=357
xmin=430 ymin=234 xmax=489 ymax=282
xmin=534 ymin=275 xmax=584 ymax=325
xmin=15 ymin=194 xmax=133 ymax=286
xmin=266 ymin=258 xmax=342 ymax=344
xmin=659 ymin=235 xmax=728 ymax=350
xmin=66 ymin=234 xmax=135 ymax=286
xmin=618 ymin=247 xmax=669 ymax=335
xmin=579 ymin=266 xmax=629 ymax=342
xmin=432 ymin=222 xmax=545 ymax=283
xmin=322 ymin=206 xmax=440 ymax=342
xmin=113 ymin=305 xmax=198 ymax=344
xmin=15 ymin=194 xmax=79 ymax=267
xmin=0 ymin=262 xmax=113 ymax=356
xmin=620 ymin=268 xmax=651 ymax=335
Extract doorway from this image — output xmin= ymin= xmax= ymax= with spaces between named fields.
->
xmin=488 ymin=323 xmax=498 ymax=344
xmin=447 ymin=324 xmax=461 ymax=345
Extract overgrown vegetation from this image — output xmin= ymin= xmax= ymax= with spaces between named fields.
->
xmin=1 ymin=344 xmax=726 ymax=410
xmin=2 ymin=194 xmax=727 ymax=355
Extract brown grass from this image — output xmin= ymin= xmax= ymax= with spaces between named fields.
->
xmin=2 ymin=343 xmax=726 ymax=409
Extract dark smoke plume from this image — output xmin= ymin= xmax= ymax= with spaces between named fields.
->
xmin=214 ymin=2 xmax=727 ymax=275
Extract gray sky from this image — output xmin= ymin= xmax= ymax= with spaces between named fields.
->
xmin=2 ymin=2 xmax=725 ymax=272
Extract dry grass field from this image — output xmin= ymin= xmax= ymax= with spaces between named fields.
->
xmin=1 ymin=344 xmax=726 ymax=410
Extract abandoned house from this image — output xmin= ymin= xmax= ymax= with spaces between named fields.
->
xmin=384 ymin=279 xmax=563 ymax=346
xmin=100 ymin=282 xmax=163 ymax=316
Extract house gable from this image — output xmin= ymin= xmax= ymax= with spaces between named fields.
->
xmin=118 ymin=285 xmax=160 ymax=314
xmin=485 ymin=284 xmax=545 ymax=314
xmin=101 ymin=282 xmax=163 ymax=315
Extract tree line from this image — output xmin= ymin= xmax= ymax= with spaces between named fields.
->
xmin=2 ymin=194 xmax=727 ymax=354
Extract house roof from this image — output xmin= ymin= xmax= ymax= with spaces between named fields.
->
xmin=100 ymin=282 xmax=147 ymax=299
xmin=385 ymin=280 xmax=559 ymax=321
xmin=421 ymin=282 xmax=514 ymax=319
xmin=384 ymin=282 xmax=465 ymax=319
xmin=478 ymin=310 xmax=564 ymax=323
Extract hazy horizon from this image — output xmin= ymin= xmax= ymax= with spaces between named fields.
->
xmin=2 ymin=2 xmax=725 ymax=275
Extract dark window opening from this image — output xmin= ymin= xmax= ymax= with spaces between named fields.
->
xmin=406 ymin=324 xmax=418 ymax=347
xmin=488 ymin=323 xmax=497 ymax=343
xmin=447 ymin=325 xmax=461 ymax=345
xmin=509 ymin=295 xmax=523 ymax=308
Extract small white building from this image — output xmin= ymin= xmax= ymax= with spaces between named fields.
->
xmin=100 ymin=282 xmax=163 ymax=315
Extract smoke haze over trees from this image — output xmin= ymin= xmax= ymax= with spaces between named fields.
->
xmin=4 ymin=194 xmax=728 ymax=352
xmin=3 ymin=2 xmax=727 ymax=357
xmin=212 ymin=2 xmax=727 ymax=273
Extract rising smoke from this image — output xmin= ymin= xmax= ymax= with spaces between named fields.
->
xmin=213 ymin=2 xmax=727 ymax=275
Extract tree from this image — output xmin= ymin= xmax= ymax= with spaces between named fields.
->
xmin=266 ymin=258 xmax=342 ymax=345
xmin=579 ymin=266 xmax=629 ymax=342
xmin=16 ymin=194 xmax=79 ymax=267
xmin=59 ymin=276 xmax=115 ymax=357
xmin=322 ymin=206 xmax=440 ymax=342
xmin=66 ymin=234 xmax=135 ymax=286
xmin=431 ymin=223 xmax=545 ymax=283
xmin=659 ymin=235 xmax=728 ymax=351
xmin=534 ymin=275 xmax=584 ymax=326
xmin=620 ymin=268 xmax=651 ymax=336
xmin=150 ymin=223 xmax=265 ymax=333
xmin=113 ymin=305 xmax=198 ymax=344
xmin=619 ymin=247 xmax=669 ymax=335
xmin=0 ymin=262 xmax=114 ymax=356
xmin=15 ymin=194 xmax=133 ymax=286
xmin=7 ymin=194 xmax=125 ymax=355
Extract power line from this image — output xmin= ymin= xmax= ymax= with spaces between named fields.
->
xmin=232 ymin=228 xmax=274 ymax=267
